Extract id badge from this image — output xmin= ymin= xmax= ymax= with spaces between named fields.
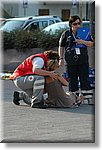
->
xmin=75 ymin=48 xmax=81 ymax=55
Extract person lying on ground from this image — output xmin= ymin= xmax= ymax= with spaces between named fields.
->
xmin=44 ymin=59 xmax=81 ymax=108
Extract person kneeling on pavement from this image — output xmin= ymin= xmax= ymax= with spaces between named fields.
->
xmin=10 ymin=50 xmax=59 ymax=108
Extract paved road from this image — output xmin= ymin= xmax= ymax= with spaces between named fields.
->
xmin=0 ymin=80 xmax=95 ymax=143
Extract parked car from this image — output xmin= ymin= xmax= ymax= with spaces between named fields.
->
xmin=0 ymin=15 xmax=62 ymax=32
xmin=0 ymin=18 xmax=6 ymax=25
xmin=82 ymin=21 xmax=91 ymax=28
xmin=43 ymin=21 xmax=90 ymax=36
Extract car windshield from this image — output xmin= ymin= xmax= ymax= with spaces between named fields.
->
xmin=44 ymin=23 xmax=69 ymax=34
xmin=0 ymin=20 xmax=25 ymax=32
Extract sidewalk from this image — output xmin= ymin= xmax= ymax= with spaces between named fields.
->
xmin=0 ymin=80 xmax=95 ymax=143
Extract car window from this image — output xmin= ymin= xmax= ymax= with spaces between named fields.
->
xmin=49 ymin=20 xmax=55 ymax=25
xmin=25 ymin=22 xmax=39 ymax=31
xmin=55 ymin=20 xmax=61 ymax=23
xmin=40 ymin=21 xmax=48 ymax=29
xmin=25 ymin=21 xmax=48 ymax=31
xmin=23 ymin=20 xmax=32 ymax=28
xmin=0 ymin=20 xmax=24 ymax=32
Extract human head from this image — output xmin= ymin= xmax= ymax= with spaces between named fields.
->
xmin=69 ymin=15 xmax=81 ymax=30
xmin=46 ymin=59 xmax=59 ymax=71
xmin=44 ymin=50 xmax=59 ymax=61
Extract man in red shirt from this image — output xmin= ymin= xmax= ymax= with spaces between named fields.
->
xmin=10 ymin=50 xmax=59 ymax=108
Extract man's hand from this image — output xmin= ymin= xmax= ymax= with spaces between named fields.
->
xmin=77 ymin=39 xmax=93 ymax=47
xmin=77 ymin=39 xmax=84 ymax=44
xmin=49 ymin=71 xmax=57 ymax=80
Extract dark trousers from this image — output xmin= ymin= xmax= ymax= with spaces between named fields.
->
xmin=67 ymin=63 xmax=91 ymax=92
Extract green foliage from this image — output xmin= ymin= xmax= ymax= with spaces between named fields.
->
xmin=37 ymin=31 xmax=58 ymax=50
xmin=3 ymin=31 xmax=16 ymax=49
xmin=14 ymin=30 xmax=38 ymax=52
xmin=3 ymin=29 xmax=64 ymax=51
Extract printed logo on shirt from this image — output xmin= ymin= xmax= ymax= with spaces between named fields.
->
xmin=28 ymin=76 xmax=34 ymax=81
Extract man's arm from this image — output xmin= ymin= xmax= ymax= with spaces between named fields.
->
xmin=34 ymin=68 xmax=57 ymax=80
xmin=32 ymin=57 xmax=57 ymax=80
xmin=58 ymin=30 xmax=67 ymax=66
xmin=77 ymin=39 xmax=93 ymax=47
xmin=58 ymin=46 xmax=64 ymax=66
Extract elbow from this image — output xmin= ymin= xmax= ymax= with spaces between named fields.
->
xmin=65 ymin=82 xmax=68 ymax=86
xmin=63 ymin=82 xmax=68 ymax=86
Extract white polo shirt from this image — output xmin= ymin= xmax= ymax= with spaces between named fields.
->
xmin=32 ymin=57 xmax=44 ymax=72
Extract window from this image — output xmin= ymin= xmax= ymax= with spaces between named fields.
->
xmin=0 ymin=20 xmax=24 ymax=32
xmin=62 ymin=9 xmax=70 ymax=21
xmin=39 ymin=9 xmax=49 ymax=16
xmin=39 ymin=21 xmax=48 ymax=29
xmin=55 ymin=20 xmax=61 ymax=23
xmin=26 ymin=22 xmax=39 ymax=31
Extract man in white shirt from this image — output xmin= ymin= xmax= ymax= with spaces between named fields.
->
xmin=10 ymin=50 xmax=59 ymax=108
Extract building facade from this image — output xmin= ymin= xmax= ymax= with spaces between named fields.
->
xmin=1 ymin=1 xmax=94 ymax=21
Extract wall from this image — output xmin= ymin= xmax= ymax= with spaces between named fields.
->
xmin=18 ymin=2 xmax=72 ymax=18
xmin=3 ymin=2 xmax=19 ymax=17
xmin=3 ymin=1 xmax=88 ymax=20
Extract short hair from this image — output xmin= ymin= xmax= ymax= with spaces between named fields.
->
xmin=69 ymin=15 xmax=81 ymax=27
xmin=44 ymin=50 xmax=59 ymax=61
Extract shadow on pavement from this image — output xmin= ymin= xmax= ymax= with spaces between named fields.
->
xmin=17 ymin=103 xmax=95 ymax=115
xmin=49 ymin=105 xmax=95 ymax=115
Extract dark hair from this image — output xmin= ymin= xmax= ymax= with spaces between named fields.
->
xmin=44 ymin=50 xmax=59 ymax=61
xmin=69 ymin=15 xmax=81 ymax=27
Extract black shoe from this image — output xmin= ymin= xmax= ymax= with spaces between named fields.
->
xmin=76 ymin=101 xmax=82 ymax=106
xmin=13 ymin=91 xmax=20 ymax=105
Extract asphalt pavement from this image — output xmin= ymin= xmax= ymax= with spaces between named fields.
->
xmin=0 ymin=80 xmax=95 ymax=143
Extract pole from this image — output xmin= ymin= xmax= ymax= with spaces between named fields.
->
xmin=24 ymin=7 xmax=26 ymax=16
xmin=79 ymin=0 xmax=82 ymax=19
xmin=23 ymin=0 xmax=28 ymax=17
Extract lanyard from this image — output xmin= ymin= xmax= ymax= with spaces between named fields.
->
xmin=72 ymin=32 xmax=77 ymax=42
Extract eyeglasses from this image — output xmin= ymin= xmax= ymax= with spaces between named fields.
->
xmin=72 ymin=22 xmax=81 ymax=26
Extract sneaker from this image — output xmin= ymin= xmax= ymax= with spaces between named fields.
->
xmin=13 ymin=91 xmax=20 ymax=105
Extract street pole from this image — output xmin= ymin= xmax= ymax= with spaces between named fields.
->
xmin=23 ymin=0 xmax=28 ymax=17
xmin=24 ymin=7 xmax=26 ymax=16
xmin=79 ymin=0 xmax=82 ymax=19
xmin=89 ymin=1 xmax=95 ymax=36
xmin=72 ymin=0 xmax=77 ymax=15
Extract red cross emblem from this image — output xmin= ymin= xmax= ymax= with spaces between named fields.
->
xmin=29 ymin=76 xmax=33 ymax=81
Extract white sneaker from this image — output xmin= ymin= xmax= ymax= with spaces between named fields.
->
xmin=43 ymin=93 xmax=48 ymax=100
